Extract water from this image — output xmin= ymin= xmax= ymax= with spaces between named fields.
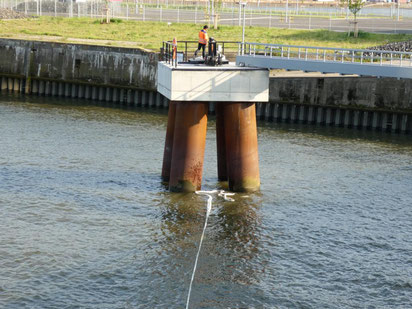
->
xmin=1 ymin=94 xmax=412 ymax=308
xmin=186 ymin=191 xmax=216 ymax=309
xmin=186 ymin=190 xmax=235 ymax=309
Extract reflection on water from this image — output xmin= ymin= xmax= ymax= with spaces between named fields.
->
xmin=1 ymin=93 xmax=412 ymax=308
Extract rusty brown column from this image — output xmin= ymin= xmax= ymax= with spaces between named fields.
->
xmin=224 ymin=102 xmax=260 ymax=192
xmin=161 ymin=101 xmax=177 ymax=182
xmin=215 ymin=102 xmax=228 ymax=181
xmin=169 ymin=101 xmax=209 ymax=192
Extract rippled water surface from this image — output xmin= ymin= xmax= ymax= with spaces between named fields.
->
xmin=1 ymin=94 xmax=412 ymax=308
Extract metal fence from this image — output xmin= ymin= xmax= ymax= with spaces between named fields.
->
xmin=162 ymin=40 xmax=239 ymax=62
xmin=3 ymin=0 xmax=412 ymax=18
xmin=2 ymin=0 xmax=412 ymax=34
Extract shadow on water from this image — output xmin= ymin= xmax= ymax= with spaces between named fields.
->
xmin=3 ymin=91 xmax=409 ymax=146
xmin=0 ymin=92 xmax=169 ymax=126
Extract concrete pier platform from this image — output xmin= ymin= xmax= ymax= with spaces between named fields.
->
xmin=157 ymin=62 xmax=269 ymax=102
xmin=158 ymin=62 xmax=269 ymax=192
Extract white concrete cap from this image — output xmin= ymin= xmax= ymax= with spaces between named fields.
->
xmin=157 ymin=62 xmax=269 ymax=102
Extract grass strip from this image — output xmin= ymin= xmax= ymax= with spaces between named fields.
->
xmin=1 ymin=16 xmax=411 ymax=51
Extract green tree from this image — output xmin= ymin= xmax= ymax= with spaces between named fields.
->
xmin=340 ymin=0 xmax=365 ymax=37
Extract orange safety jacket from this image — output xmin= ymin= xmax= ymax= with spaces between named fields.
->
xmin=198 ymin=30 xmax=208 ymax=45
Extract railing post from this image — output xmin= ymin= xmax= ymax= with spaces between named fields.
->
xmin=390 ymin=53 xmax=393 ymax=65
xmin=323 ymin=50 xmax=326 ymax=62
xmin=316 ymin=48 xmax=319 ymax=61
xmin=352 ymin=51 xmax=355 ymax=63
xmin=175 ymin=39 xmax=179 ymax=67
xmin=281 ymin=46 xmax=284 ymax=58
xmin=380 ymin=53 xmax=383 ymax=66
xmin=287 ymin=47 xmax=290 ymax=59
xmin=361 ymin=52 xmax=363 ymax=64
xmin=298 ymin=48 xmax=301 ymax=59
xmin=371 ymin=52 xmax=374 ymax=63
xmin=305 ymin=48 xmax=308 ymax=61
xmin=341 ymin=50 xmax=344 ymax=63
xmin=400 ymin=54 xmax=403 ymax=66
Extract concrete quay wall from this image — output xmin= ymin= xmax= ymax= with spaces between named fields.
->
xmin=269 ymin=76 xmax=412 ymax=112
xmin=0 ymin=38 xmax=411 ymax=133
xmin=265 ymin=76 xmax=412 ymax=134
xmin=0 ymin=38 xmax=158 ymax=91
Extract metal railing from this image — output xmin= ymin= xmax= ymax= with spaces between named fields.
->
xmin=162 ymin=41 xmax=177 ymax=67
xmin=238 ymin=42 xmax=412 ymax=67
xmin=161 ymin=41 xmax=240 ymax=63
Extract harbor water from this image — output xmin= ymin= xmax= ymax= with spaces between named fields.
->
xmin=1 ymin=94 xmax=411 ymax=308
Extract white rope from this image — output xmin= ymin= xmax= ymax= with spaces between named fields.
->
xmin=185 ymin=190 xmax=234 ymax=309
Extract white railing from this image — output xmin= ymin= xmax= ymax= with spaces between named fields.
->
xmin=238 ymin=42 xmax=412 ymax=68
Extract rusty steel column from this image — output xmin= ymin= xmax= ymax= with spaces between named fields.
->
xmin=215 ymin=102 xmax=228 ymax=181
xmin=169 ymin=101 xmax=209 ymax=192
xmin=224 ymin=102 xmax=260 ymax=192
xmin=161 ymin=101 xmax=177 ymax=182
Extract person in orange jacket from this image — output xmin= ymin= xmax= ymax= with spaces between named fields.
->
xmin=194 ymin=25 xmax=209 ymax=59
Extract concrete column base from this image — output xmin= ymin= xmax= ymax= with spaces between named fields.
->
xmin=0 ymin=77 xmax=7 ymax=91
xmin=13 ymin=78 xmax=20 ymax=92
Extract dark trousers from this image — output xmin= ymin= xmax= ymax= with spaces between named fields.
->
xmin=195 ymin=43 xmax=206 ymax=58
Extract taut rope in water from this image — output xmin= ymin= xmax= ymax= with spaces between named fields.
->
xmin=185 ymin=190 xmax=234 ymax=309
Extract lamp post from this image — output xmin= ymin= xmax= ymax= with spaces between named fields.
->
xmin=241 ymin=2 xmax=246 ymax=55
xmin=212 ymin=0 xmax=218 ymax=29
xmin=286 ymin=0 xmax=289 ymax=23
xmin=238 ymin=1 xmax=241 ymax=26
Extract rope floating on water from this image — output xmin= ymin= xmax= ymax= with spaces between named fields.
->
xmin=185 ymin=190 xmax=235 ymax=309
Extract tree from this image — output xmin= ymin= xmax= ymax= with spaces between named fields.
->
xmin=340 ymin=0 xmax=365 ymax=38
xmin=207 ymin=0 xmax=223 ymax=29
xmin=103 ymin=0 xmax=111 ymax=24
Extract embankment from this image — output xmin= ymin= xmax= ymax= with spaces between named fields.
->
xmin=1 ymin=38 xmax=411 ymax=134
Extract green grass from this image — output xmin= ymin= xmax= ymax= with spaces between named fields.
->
xmin=0 ymin=16 xmax=411 ymax=51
